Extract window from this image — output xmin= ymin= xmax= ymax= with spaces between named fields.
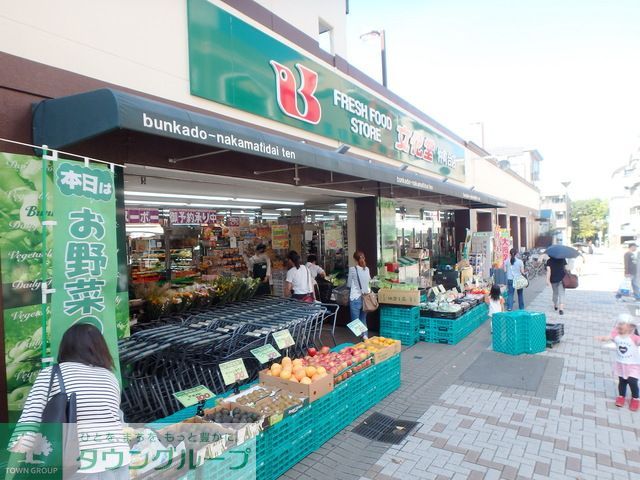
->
xmin=318 ymin=19 xmax=333 ymax=54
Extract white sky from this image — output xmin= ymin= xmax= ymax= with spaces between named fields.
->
xmin=346 ymin=0 xmax=640 ymax=199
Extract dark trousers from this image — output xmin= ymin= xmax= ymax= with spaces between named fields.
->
xmin=619 ymin=376 xmax=639 ymax=398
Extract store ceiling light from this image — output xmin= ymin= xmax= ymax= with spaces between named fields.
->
xmin=304 ymin=209 xmax=347 ymax=214
xmin=125 ymin=190 xmax=304 ymax=206
xmin=334 ymin=203 xmax=348 ymax=207
xmin=276 ymin=208 xmax=292 ymax=211
xmin=124 ymin=200 xmax=260 ymax=209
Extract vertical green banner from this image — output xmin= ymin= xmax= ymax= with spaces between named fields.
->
xmin=0 ymin=153 xmax=53 ymax=421
xmin=50 ymin=160 xmax=120 ymax=376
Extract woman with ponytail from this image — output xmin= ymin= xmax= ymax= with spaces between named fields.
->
xmin=505 ymin=247 xmax=526 ymax=311
xmin=284 ymin=250 xmax=315 ymax=302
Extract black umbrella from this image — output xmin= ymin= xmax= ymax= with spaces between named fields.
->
xmin=546 ymin=244 xmax=580 ymax=259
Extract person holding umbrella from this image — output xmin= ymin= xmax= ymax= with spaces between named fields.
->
xmin=545 ymin=244 xmax=579 ymax=315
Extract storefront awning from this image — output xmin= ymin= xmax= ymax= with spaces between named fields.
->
xmin=32 ymin=88 xmax=505 ymax=209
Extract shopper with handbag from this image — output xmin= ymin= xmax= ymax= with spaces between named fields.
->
xmin=284 ymin=250 xmax=315 ymax=302
xmin=347 ymin=250 xmax=377 ymax=339
xmin=10 ymin=323 xmax=130 ymax=479
xmin=547 ymin=256 xmax=568 ymax=315
xmin=505 ymin=248 xmax=526 ymax=311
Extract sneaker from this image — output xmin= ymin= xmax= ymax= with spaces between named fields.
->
xmin=559 ymin=310 xmax=564 ymax=315
xmin=554 ymin=305 xmax=558 ymax=311
xmin=630 ymin=398 xmax=639 ymax=411
xmin=615 ymin=396 xmax=625 ymax=407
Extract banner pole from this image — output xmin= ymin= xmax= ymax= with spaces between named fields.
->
xmin=40 ymin=147 xmax=48 ymax=363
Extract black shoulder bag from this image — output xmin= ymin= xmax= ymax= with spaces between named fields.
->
xmin=42 ymin=364 xmax=80 ymax=476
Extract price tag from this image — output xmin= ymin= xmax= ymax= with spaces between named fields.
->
xmin=273 ymin=329 xmax=295 ymax=349
xmin=347 ymin=319 xmax=368 ymax=337
xmin=250 ymin=344 xmax=281 ymax=364
xmin=173 ymin=385 xmax=215 ymax=408
xmin=219 ymin=358 xmax=249 ymax=386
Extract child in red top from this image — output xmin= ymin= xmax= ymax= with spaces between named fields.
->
xmin=596 ymin=314 xmax=640 ymax=411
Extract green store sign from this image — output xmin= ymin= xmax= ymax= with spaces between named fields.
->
xmin=187 ymin=0 xmax=466 ymax=181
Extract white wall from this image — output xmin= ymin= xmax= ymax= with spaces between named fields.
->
xmin=254 ymin=0 xmax=348 ymax=57
xmin=0 ymin=0 xmax=431 ymax=176
xmin=465 ymin=154 xmax=540 ymax=211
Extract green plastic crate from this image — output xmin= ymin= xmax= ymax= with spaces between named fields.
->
xmin=492 ymin=311 xmax=547 ymax=355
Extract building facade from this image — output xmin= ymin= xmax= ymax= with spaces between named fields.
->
xmin=540 ymin=187 xmax=572 ymax=245
xmin=610 ymin=151 xmax=640 ymax=245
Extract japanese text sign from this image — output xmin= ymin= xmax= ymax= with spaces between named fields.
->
xmin=51 ymin=160 xmax=120 ymax=376
xmin=219 ymin=358 xmax=249 ymax=386
xmin=272 ymin=329 xmax=295 ymax=349
xmin=250 ymin=344 xmax=281 ymax=364
xmin=173 ymin=385 xmax=215 ymax=407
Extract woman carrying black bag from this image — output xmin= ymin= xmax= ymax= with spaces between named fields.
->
xmin=10 ymin=324 xmax=129 ymax=479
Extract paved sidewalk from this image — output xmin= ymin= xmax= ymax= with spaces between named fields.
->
xmin=281 ymin=249 xmax=640 ymax=479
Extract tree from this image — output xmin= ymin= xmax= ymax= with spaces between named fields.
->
xmin=571 ymin=198 xmax=608 ymax=242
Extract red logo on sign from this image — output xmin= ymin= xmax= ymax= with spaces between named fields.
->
xmin=270 ymin=60 xmax=322 ymax=124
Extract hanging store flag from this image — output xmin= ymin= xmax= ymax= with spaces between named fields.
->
xmin=125 ymin=208 xmax=159 ymax=224
xmin=271 ymin=224 xmax=289 ymax=250
xmin=169 ymin=209 xmax=219 ymax=225
xmin=0 ymin=153 xmax=54 ymax=418
xmin=50 ymin=160 xmax=120 ymax=376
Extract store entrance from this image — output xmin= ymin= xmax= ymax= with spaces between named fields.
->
xmin=124 ymin=165 xmax=360 ymax=326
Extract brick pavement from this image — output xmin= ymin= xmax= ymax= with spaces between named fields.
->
xmin=281 ymin=249 xmax=640 ymax=479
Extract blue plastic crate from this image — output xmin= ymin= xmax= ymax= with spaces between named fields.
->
xmin=492 ymin=311 xmax=547 ymax=355
xmin=380 ymin=305 xmax=420 ymax=325
xmin=380 ymin=326 xmax=419 ymax=346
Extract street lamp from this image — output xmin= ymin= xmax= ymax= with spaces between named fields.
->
xmin=471 ymin=122 xmax=485 ymax=148
xmin=360 ymin=29 xmax=387 ymax=87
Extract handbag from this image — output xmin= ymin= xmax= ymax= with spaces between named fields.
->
xmin=514 ymin=275 xmax=529 ymax=290
xmin=562 ymin=272 xmax=579 ymax=289
xmin=42 ymin=364 xmax=80 ymax=476
xmin=355 ymin=267 xmax=378 ymax=313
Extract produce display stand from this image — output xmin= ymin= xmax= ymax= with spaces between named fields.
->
xmin=379 ymin=302 xmax=489 ymax=346
xmin=149 ymin=349 xmax=401 ymax=480
xmin=420 ymin=304 xmax=489 ymax=345
xmin=119 ymin=297 xmax=337 ymax=423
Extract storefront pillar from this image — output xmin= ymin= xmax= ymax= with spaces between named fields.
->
xmin=354 ymin=197 xmax=378 ymax=275
xmin=509 ymin=216 xmax=520 ymax=250
xmin=476 ymin=211 xmax=493 ymax=232
xmin=454 ymin=210 xmax=471 ymax=251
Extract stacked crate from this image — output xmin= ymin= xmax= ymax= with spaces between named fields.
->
xmin=492 ymin=311 xmax=547 ymax=355
xmin=380 ymin=305 xmax=420 ymax=346
xmin=420 ymin=304 xmax=488 ymax=345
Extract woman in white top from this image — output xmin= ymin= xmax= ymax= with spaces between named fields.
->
xmin=347 ymin=250 xmax=371 ymax=339
xmin=505 ymin=248 xmax=526 ymax=311
xmin=11 ymin=323 xmax=129 ymax=479
xmin=284 ymin=250 xmax=315 ymax=302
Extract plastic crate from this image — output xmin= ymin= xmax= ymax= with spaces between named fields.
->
xmin=546 ymin=323 xmax=564 ymax=343
xmin=492 ymin=311 xmax=547 ymax=355
xmin=380 ymin=305 xmax=420 ymax=325
xmin=380 ymin=325 xmax=419 ymax=346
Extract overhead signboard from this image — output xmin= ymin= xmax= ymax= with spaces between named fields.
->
xmin=187 ymin=0 xmax=465 ymax=181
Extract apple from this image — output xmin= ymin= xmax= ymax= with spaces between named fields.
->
xmin=308 ymin=347 xmax=317 ymax=357
xmin=320 ymin=346 xmax=330 ymax=355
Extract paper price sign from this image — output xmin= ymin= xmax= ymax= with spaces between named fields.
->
xmin=347 ymin=319 xmax=368 ymax=337
xmin=219 ymin=358 xmax=249 ymax=386
xmin=273 ymin=329 xmax=295 ymax=349
xmin=173 ymin=385 xmax=215 ymax=408
xmin=250 ymin=344 xmax=281 ymax=364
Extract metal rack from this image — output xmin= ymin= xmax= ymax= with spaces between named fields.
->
xmin=119 ymin=296 xmax=339 ymax=423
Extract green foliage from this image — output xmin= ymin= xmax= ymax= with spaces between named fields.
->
xmin=571 ymin=198 xmax=608 ymax=242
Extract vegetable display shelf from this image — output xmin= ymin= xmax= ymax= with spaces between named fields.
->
xmin=492 ymin=311 xmax=547 ymax=355
xmin=420 ymin=304 xmax=488 ymax=345
xmin=152 ymin=353 xmax=401 ymax=480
